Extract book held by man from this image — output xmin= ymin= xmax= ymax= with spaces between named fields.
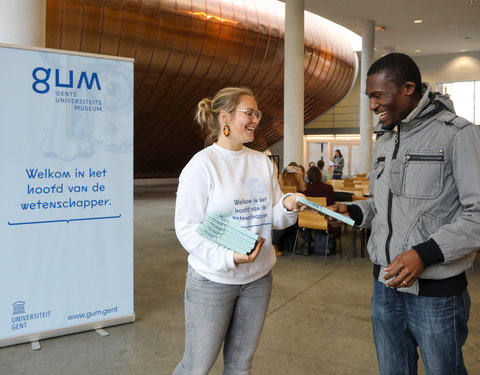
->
xmin=296 ymin=196 xmax=355 ymax=226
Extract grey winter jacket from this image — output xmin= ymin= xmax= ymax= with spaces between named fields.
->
xmin=353 ymin=83 xmax=480 ymax=295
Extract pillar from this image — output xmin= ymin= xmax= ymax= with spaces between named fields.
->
xmin=283 ymin=0 xmax=304 ymax=167
xmin=0 ymin=0 xmax=46 ymax=47
xmin=359 ymin=20 xmax=375 ymax=174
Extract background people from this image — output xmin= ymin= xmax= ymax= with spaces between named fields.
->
xmin=174 ymin=87 xmax=305 ymax=374
xmin=329 ymin=53 xmax=480 ymax=375
xmin=272 ymin=161 xmax=306 ymax=256
xmin=278 ymin=161 xmax=306 ymax=192
xmin=298 ymin=164 xmax=309 ymax=184
xmin=316 ymin=159 xmax=331 ymax=182
xmin=331 ymin=149 xmax=344 ymax=179
xmin=298 ymin=166 xmax=338 ymax=256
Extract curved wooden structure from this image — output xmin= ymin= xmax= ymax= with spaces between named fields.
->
xmin=46 ymin=0 xmax=357 ymax=178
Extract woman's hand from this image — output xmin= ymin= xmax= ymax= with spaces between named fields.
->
xmin=233 ymin=237 xmax=265 ymax=264
xmin=283 ymin=193 xmax=308 ymax=212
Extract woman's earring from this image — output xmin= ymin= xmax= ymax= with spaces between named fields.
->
xmin=223 ymin=123 xmax=231 ymax=137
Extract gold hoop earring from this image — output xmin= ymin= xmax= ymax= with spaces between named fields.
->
xmin=223 ymin=123 xmax=231 ymax=137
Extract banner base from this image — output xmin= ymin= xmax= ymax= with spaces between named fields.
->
xmin=0 ymin=314 xmax=135 ymax=349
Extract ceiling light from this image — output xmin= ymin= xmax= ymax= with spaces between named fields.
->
xmin=413 ymin=19 xmax=423 ymax=24
xmin=374 ymin=26 xmax=386 ymax=32
xmin=414 ymin=49 xmax=422 ymax=53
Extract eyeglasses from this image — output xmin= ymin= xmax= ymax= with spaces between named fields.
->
xmin=231 ymin=108 xmax=262 ymax=121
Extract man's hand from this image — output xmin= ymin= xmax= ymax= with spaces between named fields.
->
xmin=383 ymin=249 xmax=424 ymax=288
xmin=233 ymin=237 xmax=265 ymax=265
xmin=324 ymin=203 xmax=348 ymax=226
xmin=327 ymin=203 xmax=348 ymax=215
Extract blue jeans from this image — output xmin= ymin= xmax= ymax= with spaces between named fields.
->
xmin=371 ymin=278 xmax=470 ymax=375
xmin=173 ymin=266 xmax=273 ymax=375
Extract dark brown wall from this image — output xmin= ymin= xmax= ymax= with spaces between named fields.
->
xmin=46 ymin=0 xmax=356 ymax=178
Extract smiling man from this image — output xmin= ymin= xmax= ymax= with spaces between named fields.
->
xmin=330 ymin=53 xmax=480 ymax=374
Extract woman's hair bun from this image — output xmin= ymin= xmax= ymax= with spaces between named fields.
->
xmin=196 ymin=98 xmax=213 ymax=126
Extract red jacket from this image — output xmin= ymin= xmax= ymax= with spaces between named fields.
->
xmin=303 ymin=181 xmax=340 ymax=239
xmin=303 ymin=182 xmax=335 ymax=206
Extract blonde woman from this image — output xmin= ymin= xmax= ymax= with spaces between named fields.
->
xmin=174 ymin=87 xmax=305 ymax=374
xmin=278 ymin=161 xmax=306 ymax=192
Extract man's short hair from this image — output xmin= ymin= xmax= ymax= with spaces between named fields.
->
xmin=367 ymin=53 xmax=422 ymax=95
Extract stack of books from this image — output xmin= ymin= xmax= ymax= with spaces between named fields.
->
xmin=196 ymin=213 xmax=259 ymax=254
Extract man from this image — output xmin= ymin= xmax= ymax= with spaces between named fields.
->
xmin=330 ymin=53 xmax=480 ymax=374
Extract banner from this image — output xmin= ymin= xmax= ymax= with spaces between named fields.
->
xmin=0 ymin=44 xmax=134 ymax=347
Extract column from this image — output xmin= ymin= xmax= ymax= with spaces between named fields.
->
xmin=283 ymin=0 xmax=304 ymax=167
xmin=0 ymin=0 xmax=46 ymax=47
xmin=359 ymin=20 xmax=374 ymax=174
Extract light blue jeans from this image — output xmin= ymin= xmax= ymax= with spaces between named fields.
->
xmin=173 ymin=266 xmax=273 ymax=375
xmin=371 ymin=278 xmax=470 ymax=375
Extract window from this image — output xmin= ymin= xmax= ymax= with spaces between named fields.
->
xmin=436 ymin=81 xmax=479 ymax=124
xmin=308 ymin=142 xmax=329 ymax=167
xmin=306 ymin=140 xmax=364 ymax=178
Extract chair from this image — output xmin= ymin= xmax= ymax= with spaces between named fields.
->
xmin=338 ymin=187 xmax=365 ymax=198
xmin=280 ymin=185 xmax=297 ymax=194
xmin=327 ymin=179 xmax=344 ymax=190
xmin=292 ymin=197 xmax=341 ymax=265
xmin=354 ymin=173 xmax=368 ymax=179
xmin=352 ymin=196 xmax=368 ymax=201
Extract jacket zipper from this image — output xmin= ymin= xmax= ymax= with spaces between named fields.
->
xmin=404 ymin=151 xmax=444 ymax=167
xmin=375 ymin=156 xmax=386 ymax=179
xmin=385 ymin=130 xmax=400 ymax=264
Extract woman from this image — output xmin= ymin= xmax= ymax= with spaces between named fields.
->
xmin=299 ymin=166 xmax=339 ymax=255
xmin=272 ymin=162 xmax=305 ymax=256
xmin=174 ymin=87 xmax=304 ymax=374
xmin=278 ymin=162 xmax=306 ymax=192
xmin=332 ymin=149 xmax=344 ymax=179
xmin=304 ymin=166 xmax=335 ymax=206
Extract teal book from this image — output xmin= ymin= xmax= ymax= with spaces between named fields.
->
xmin=296 ymin=196 xmax=355 ymax=226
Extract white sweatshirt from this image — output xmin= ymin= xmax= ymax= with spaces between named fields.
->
xmin=175 ymin=143 xmax=297 ymax=284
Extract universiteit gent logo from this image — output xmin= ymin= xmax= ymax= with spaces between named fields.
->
xmin=10 ymin=301 xmax=51 ymax=331
xmin=12 ymin=301 xmax=26 ymax=315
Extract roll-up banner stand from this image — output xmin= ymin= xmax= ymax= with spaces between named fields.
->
xmin=0 ymin=44 xmax=134 ymax=348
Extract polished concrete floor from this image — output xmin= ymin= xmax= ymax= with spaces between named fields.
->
xmin=1 ymin=183 xmax=480 ymax=375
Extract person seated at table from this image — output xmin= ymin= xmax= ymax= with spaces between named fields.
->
xmin=272 ymin=162 xmax=306 ymax=256
xmin=316 ymin=159 xmax=331 ymax=182
xmin=278 ymin=162 xmax=306 ymax=192
xmin=299 ymin=166 xmax=340 ymax=256
xmin=299 ymin=164 xmax=309 ymax=184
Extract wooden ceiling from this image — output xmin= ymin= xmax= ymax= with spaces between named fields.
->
xmin=46 ymin=0 xmax=356 ymax=178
